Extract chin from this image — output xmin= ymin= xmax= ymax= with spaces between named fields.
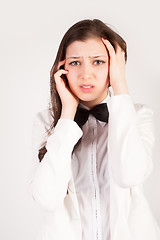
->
xmin=78 ymin=96 xmax=95 ymax=102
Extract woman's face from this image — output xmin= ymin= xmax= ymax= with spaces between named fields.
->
xmin=64 ymin=37 xmax=109 ymax=108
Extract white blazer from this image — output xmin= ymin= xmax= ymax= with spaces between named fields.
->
xmin=28 ymin=94 xmax=160 ymax=240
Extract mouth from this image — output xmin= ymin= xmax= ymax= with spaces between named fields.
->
xmin=80 ymin=84 xmax=94 ymax=92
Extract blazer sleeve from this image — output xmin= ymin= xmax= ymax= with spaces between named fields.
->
xmin=28 ymin=110 xmax=83 ymax=211
xmin=107 ymin=94 xmax=155 ymax=188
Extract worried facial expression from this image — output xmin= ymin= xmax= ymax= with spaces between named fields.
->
xmin=64 ymin=38 xmax=110 ymax=108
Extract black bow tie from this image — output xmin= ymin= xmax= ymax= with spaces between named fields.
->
xmin=74 ymin=103 xmax=109 ymax=128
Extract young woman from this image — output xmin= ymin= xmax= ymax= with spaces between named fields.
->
xmin=29 ymin=19 xmax=160 ymax=240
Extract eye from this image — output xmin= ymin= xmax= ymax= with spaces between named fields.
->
xmin=69 ymin=61 xmax=80 ymax=66
xmin=94 ymin=60 xmax=105 ymax=65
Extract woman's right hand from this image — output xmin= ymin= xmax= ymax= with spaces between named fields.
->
xmin=53 ymin=60 xmax=79 ymax=120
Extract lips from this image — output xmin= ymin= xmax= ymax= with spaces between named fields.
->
xmin=80 ymin=84 xmax=94 ymax=88
xmin=80 ymin=84 xmax=94 ymax=92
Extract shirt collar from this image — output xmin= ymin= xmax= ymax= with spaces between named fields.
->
xmin=79 ymin=92 xmax=111 ymax=128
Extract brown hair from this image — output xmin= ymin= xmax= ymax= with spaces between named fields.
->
xmin=38 ymin=18 xmax=127 ymax=162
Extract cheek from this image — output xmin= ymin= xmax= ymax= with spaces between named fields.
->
xmin=98 ymin=67 xmax=109 ymax=80
xmin=66 ymin=73 xmax=76 ymax=90
xmin=66 ymin=72 xmax=73 ymax=83
xmin=97 ymin=68 xmax=109 ymax=87
xmin=66 ymin=69 xmax=77 ymax=84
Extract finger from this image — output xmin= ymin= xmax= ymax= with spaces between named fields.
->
xmin=50 ymin=60 xmax=66 ymax=77
xmin=116 ymin=44 xmax=124 ymax=54
xmin=101 ymin=38 xmax=116 ymax=53
xmin=54 ymin=69 xmax=68 ymax=80
xmin=58 ymin=59 xmax=66 ymax=69
xmin=116 ymin=45 xmax=126 ymax=62
xmin=102 ymin=38 xmax=125 ymax=63
xmin=101 ymin=38 xmax=116 ymax=60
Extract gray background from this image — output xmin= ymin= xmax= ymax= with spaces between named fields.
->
xmin=0 ymin=0 xmax=160 ymax=239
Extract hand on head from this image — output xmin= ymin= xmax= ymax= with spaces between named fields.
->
xmin=101 ymin=38 xmax=129 ymax=95
xmin=54 ymin=59 xmax=79 ymax=120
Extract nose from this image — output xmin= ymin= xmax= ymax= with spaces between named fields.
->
xmin=80 ymin=62 xmax=93 ymax=81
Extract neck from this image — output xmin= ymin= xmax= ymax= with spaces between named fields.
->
xmin=79 ymin=91 xmax=108 ymax=109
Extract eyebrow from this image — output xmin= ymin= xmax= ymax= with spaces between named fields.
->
xmin=66 ymin=55 xmax=108 ymax=59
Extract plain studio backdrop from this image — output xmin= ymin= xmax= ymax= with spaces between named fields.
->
xmin=0 ymin=0 xmax=160 ymax=239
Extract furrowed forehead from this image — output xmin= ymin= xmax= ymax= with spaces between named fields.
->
xmin=66 ymin=55 xmax=108 ymax=59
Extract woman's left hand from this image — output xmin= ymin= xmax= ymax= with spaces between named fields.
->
xmin=102 ymin=37 xmax=129 ymax=96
